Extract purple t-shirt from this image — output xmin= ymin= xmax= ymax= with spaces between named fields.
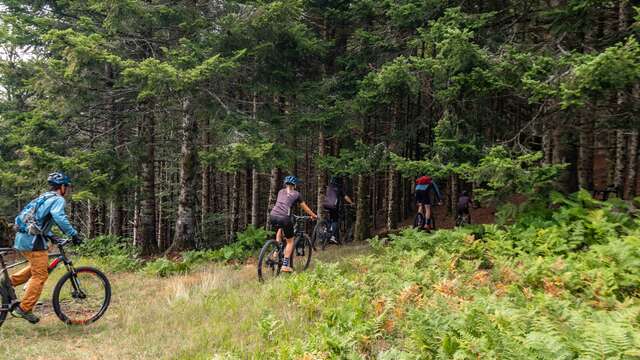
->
xmin=270 ymin=189 xmax=303 ymax=218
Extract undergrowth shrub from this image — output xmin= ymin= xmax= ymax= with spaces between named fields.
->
xmin=76 ymin=235 xmax=142 ymax=272
xmin=268 ymin=191 xmax=640 ymax=359
xmin=143 ymin=226 xmax=270 ymax=277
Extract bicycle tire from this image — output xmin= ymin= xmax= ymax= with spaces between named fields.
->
xmin=414 ymin=213 xmax=425 ymax=228
xmin=315 ymin=220 xmax=331 ymax=250
xmin=292 ymin=234 xmax=312 ymax=272
xmin=0 ymin=292 xmax=8 ymax=328
xmin=257 ymin=240 xmax=282 ymax=282
xmin=52 ymin=266 xmax=111 ymax=325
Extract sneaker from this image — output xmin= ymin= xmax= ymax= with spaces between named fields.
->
xmin=329 ymin=235 xmax=338 ymax=244
xmin=0 ymin=273 xmax=16 ymax=301
xmin=11 ymin=306 xmax=40 ymax=324
xmin=281 ymin=266 xmax=293 ymax=273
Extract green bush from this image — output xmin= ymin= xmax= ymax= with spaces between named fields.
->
xmin=76 ymin=235 xmax=142 ymax=272
xmin=143 ymin=226 xmax=271 ymax=277
xmin=264 ymin=191 xmax=640 ymax=358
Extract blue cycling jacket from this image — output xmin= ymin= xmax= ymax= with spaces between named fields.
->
xmin=14 ymin=192 xmax=78 ymax=251
xmin=415 ymin=183 xmax=442 ymax=202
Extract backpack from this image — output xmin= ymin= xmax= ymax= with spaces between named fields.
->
xmin=323 ymin=185 xmax=339 ymax=210
xmin=15 ymin=193 xmax=57 ymax=235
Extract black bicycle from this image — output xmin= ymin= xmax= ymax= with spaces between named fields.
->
xmin=0 ymin=237 xmax=111 ymax=327
xmin=313 ymin=205 xmax=355 ymax=250
xmin=257 ymin=215 xmax=313 ymax=282
xmin=414 ymin=205 xmax=437 ymax=231
xmin=455 ymin=212 xmax=471 ymax=227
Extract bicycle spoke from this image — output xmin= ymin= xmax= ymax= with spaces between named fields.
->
xmin=56 ymin=271 xmax=108 ymax=325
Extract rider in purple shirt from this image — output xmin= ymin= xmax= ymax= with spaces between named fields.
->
xmin=269 ymin=176 xmax=317 ymax=273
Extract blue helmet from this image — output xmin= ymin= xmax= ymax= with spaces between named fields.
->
xmin=47 ymin=172 xmax=71 ymax=186
xmin=284 ymin=175 xmax=301 ymax=185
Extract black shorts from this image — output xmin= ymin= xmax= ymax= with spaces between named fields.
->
xmin=457 ymin=206 xmax=469 ymax=216
xmin=415 ymin=190 xmax=431 ymax=205
xmin=270 ymin=215 xmax=294 ymax=238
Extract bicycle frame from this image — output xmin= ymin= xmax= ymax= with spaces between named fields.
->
xmin=0 ymin=239 xmax=84 ymax=311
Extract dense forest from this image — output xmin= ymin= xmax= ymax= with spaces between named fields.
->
xmin=1 ymin=0 xmax=639 ymax=254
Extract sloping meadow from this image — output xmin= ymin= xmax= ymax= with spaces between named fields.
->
xmin=271 ymin=192 xmax=640 ymax=359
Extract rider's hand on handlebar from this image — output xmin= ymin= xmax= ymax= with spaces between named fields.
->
xmin=311 ymin=214 xmax=318 ymax=221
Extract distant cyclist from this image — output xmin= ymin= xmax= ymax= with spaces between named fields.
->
xmin=322 ymin=176 xmax=354 ymax=244
xmin=0 ymin=172 xmax=82 ymax=324
xmin=269 ymin=176 xmax=317 ymax=273
xmin=415 ymin=175 xmax=442 ymax=230
xmin=456 ymin=190 xmax=474 ymax=225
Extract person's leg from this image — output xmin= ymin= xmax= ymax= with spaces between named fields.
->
xmin=18 ymin=250 xmax=48 ymax=312
xmin=282 ymin=237 xmax=295 ymax=272
xmin=425 ymin=205 xmax=432 ymax=229
xmin=9 ymin=254 xmax=32 ymax=287
xmin=276 ymin=228 xmax=283 ymax=243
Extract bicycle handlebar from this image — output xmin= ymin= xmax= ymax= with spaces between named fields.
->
xmin=292 ymin=215 xmax=314 ymax=221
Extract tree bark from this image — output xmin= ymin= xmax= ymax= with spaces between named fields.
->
xmin=170 ymin=99 xmax=198 ymax=252
xmin=316 ymin=128 xmax=326 ymax=221
xmin=230 ymin=171 xmax=240 ymax=239
xmin=138 ymin=111 xmax=158 ymax=255
xmin=266 ymin=168 xmax=279 ymax=228
xmin=354 ymin=174 xmax=369 ymax=242
xmin=251 ymin=168 xmax=259 ymax=227
xmin=614 ymin=129 xmax=626 ymax=191
xmin=625 ymin=130 xmax=638 ymax=199
xmin=577 ymin=116 xmax=594 ymax=190
xmin=386 ymin=168 xmax=398 ymax=231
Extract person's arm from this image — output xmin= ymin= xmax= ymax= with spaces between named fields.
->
xmin=299 ymin=202 xmax=317 ymax=220
xmin=49 ymin=197 xmax=78 ymax=237
xmin=433 ymin=182 xmax=443 ymax=204
xmin=344 ymin=195 xmax=354 ymax=205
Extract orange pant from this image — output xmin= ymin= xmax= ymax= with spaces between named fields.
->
xmin=9 ymin=250 xmax=49 ymax=312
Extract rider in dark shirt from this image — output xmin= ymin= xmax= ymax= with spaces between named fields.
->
xmin=322 ymin=176 xmax=354 ymax=244
xmin=456 ymin=190 xmax=474 ymax=222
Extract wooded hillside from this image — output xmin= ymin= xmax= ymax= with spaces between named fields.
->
xmin=1 ymin=0 xmax=639 ymax=253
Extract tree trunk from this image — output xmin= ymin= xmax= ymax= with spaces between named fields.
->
xmin=138 ymin=111 xmax=158 ymax=255
xmin=607 ymin=130 xmax=617 ymax=186
xmin=170 ymin=99 xmax=198 ymax=252
xmin=450 ymin=173 xmax=458 ymax=215
xmin=354 ymin=174 xmax=369 ymax=242
xmin=266 ymin=168 xmax=279 ymax=229
xmin=251 ymin=168 xmax=259 ymax=227
xmin=230 ymin=171 xmax=240 ymax=240
xmin=386 ymin=168 xmax=398 ymax=231
xmin=542 ymin=120 xmax=553 ymax=165
xmin=625 ymin=130 xmax=638 ymax=199
xmin=577 ymin=117 xmax=594 ymax=190
xmin=87 ymin=200 xmax=96 ymax=239
xmin=316 ymin=128 xmax=326 ymax=221
xmin=201 ymin=116 xmax=211 ymax=245
xmin=614 ymin=129 xmax=626 ymax=192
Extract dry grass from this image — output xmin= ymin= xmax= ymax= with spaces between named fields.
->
xmin=0 ymin=243 xmax=370 ymax=360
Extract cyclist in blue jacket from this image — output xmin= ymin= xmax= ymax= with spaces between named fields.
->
xmin=0 ymin=172 xmax=82 ymax=324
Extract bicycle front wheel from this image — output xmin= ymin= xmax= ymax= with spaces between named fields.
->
xmin=258 ymin=240 xmax=282 ymax=282
xmin=52 ymin=267 xmax=111 ymax=325
xmin=292 ymin=234 xmax=312 ymax=272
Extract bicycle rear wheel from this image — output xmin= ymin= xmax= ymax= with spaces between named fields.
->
xmin=0 ymin=292 xmax=8 ymax=328
xmin=292 ymin=234 xmax=312 ymax=272
xmin=52 ymin=266 xmax=111 ymax=325
xmin=257 ymin=240 xmax=282 ymax=282
xmin=414 ymin=213 xmax=425 ymax=228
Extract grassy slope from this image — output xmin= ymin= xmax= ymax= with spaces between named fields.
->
xmin=0 ymin=244 xmax=370 ymax=360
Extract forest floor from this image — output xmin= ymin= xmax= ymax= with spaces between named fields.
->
xmin=0 ymin=242 xmax=371 ymax=360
